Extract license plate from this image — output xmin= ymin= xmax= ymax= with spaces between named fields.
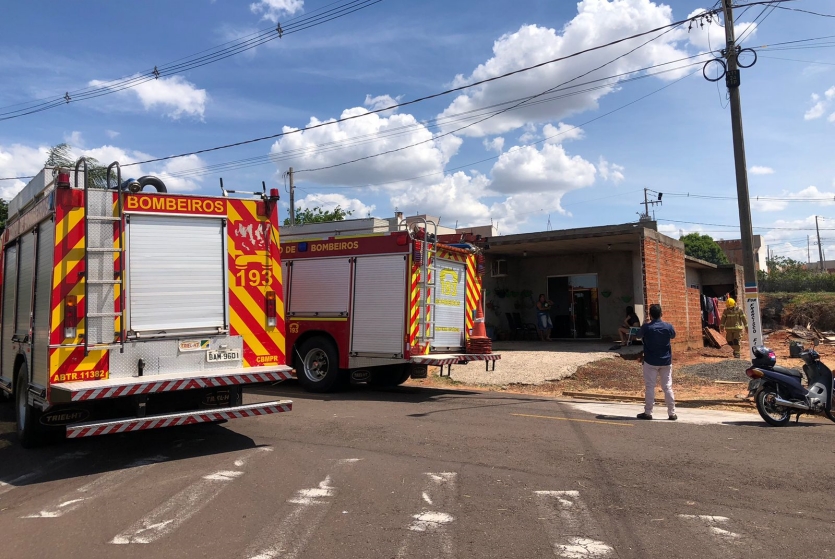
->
xmin=207 ymin=349 xmax=241 ymax=362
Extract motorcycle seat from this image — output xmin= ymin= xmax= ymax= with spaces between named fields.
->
xmin=770 ymin=365 xmax=803 ymax=378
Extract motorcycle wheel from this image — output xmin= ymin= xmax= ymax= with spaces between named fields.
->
xmin=756 ymin=388 xmax=792 ymax=427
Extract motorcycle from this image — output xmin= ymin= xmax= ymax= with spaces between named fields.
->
xmin=746 ymin=341 xmax=835 ymax=427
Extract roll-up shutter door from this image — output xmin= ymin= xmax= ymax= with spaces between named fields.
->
xmin=288 ymin=258 xmax=350 ymax=316
xmin=431 ymin=259 xmax=466 ymax=350
xmin=15 ymin=233 xmax=35 ymax=338
xmin=2 ymin=245 xmax=18 ymax=380
xmin=351 ymin=255 xmax=406 ymax=355
xmin=128 ymin=215 xmax=225 ymax=332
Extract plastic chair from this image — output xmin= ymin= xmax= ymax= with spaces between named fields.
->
xmin=626 ymin=326 xmax=641 ymax=346
xmin=513 ymin=312 xmax=538 ymax=340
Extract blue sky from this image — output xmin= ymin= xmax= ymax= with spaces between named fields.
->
xmin=1 ymin=0 xmax=833 ymax=261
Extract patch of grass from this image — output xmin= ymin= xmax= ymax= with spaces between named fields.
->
xmin=761 ymin=292 xmax=835 ymax=330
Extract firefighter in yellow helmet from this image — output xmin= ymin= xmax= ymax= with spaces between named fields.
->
xmin=720 ymin=297 xmax=748 ymax=358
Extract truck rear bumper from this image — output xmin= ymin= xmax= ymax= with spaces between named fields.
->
xmin=410 ymin=354 xmax=501 ymax=366
xmin=50 ymin=365 xmax=294 ymax=404
xmin=65 ymin=400 xmax=292 ymax=439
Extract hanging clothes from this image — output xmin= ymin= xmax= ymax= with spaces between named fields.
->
xmin=712 ymin=298 xmax=721 ymax=329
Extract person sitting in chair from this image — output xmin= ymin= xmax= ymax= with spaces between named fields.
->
xmin=618 ymin=306 xmax=641 ymax=345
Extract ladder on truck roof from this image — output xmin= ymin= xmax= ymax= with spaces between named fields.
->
xmin=76 ymin=158 xmax=126 ymax=355
xmin=406 ymin=218 xmax=438 ymax=346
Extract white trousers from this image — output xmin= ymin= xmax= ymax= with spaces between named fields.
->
xmin=642 ymin=362 xmax=676 ymax=416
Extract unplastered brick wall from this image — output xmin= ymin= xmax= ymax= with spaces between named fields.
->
xmin=640 ymin=231 xmax=695 ymax=351
xmin=687 ymin=287 xmax=702 ymax=345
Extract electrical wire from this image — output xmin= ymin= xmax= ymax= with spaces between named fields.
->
xmin=0 ymin=0 xmax=383 ymax=121
xmin=657 ymin=218 xmax=835 ymax=231
xmin=109 ymin=2 xmax=783 ymax=169
xmin=758 ymin=55 xmax=835 ymax=66
xmin=294 ymin=21 xmax=691 ymax=174
xmin=771 ymin=5 xmax=835 ymax=18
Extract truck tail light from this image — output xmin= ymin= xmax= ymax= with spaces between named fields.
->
xmin=266 ymin=291 xmax=277 ymax=328
xmin=64 ymin=295 xmax=78 ymax=338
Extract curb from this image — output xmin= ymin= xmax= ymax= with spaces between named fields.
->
xmin=561 ymin=391 xmax=754 ymax=408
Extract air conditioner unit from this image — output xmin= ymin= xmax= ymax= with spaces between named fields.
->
xmin=491 ymin=259 xmax=508 ymax=278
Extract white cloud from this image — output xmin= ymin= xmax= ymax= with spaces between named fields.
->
xmin=294 ymin=192 xmax=375 ymax=217
xmin=0 ymin=143 xmax=50 ymax=200
xmin=269 ymin=106 xmax=461 ymax=188
xmin=64 ymin=131 xmax=85 ymax=148
xmin=390 ymin=172 xmax=492 ymax=227
xmin=542 ymin=122 xmax=584 ymax=144
xmin=749 ymin=166 xmax=774 ymax=175
xmin=89 ymin=75 xmax=207 ymax=119
xmin=804 ymin=87 xmax=835 ymax=122
xmin=363 ymin=94 xmax=401 ymax=114
xmin=105 ymin=130 xmax=120 ymax=139
xmin=250 ymin=0 xmax=304 ymax=22
xmin=597 ymin=156 xmax=625 ymax=183
xmin=483 ymin=137 xmax=504 ymax=153
xmin=489 ymin=143 xmax=596 ymax=197
xmin=436 ymin=1 xmax=706 ymax=138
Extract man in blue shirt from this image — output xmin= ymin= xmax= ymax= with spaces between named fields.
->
xmin=637 ymin=304 xmax=677 ymax=421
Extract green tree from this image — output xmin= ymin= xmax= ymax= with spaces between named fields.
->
xmin=0 ymin=198 xmax=7 ymax=234
xmin=283 ymin=205 xmax=353 ymax=226
xmin=45 ymin=143 xmax=111 ymax=189
xmin=680 ymin=233 xmax=730 ymax=265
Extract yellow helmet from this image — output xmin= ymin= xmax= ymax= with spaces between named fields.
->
xmin=727 ymin=297 xmax=736 ymax=307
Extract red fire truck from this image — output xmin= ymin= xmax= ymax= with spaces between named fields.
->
xmin=0 ymin=160 xmax=292 ymax=446
xmin=281 ymin=219 xmax=499 ymax=392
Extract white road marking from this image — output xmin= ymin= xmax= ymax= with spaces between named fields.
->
xmin=396 ymin=472 xmax=457 ymax=559
xmin=535 ymin=490 xmax=613 ymax=558
xmin=111 ymin=447 xmax=271 ymax=544
xmin=242 ymin=459 xmax=362 ymax=559
xmin=565 ymin=401 xmax=753 ymax=425
xmin=21 ymin=455 xmax=168 ymax=519
xmin=678 ymin=514 xmax=742 ymax=542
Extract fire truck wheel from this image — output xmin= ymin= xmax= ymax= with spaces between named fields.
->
xmin=296 ymin=337 xmax=342 ymax=393
xmin=15 ymin=364 xmax=46 ymax=448
xmin=369 ymin=365 xmax=411 ymax=388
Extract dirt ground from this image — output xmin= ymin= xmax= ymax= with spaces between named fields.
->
xmin=407 ymin=330 xmax=835 ymax=413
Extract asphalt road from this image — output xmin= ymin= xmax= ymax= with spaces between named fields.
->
xmin=1 ymin=382 xmax=834 ymax=559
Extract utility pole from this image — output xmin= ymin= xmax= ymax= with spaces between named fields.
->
xmin=807 ymin=235 xmax=811 ymax=264
xmin=721 ymin=0 xmax=761 ymax=356
xmin=816 ymin=215 xmax=824 ymax=271
xmin=288 ymin=167 xmax=296 ymax=226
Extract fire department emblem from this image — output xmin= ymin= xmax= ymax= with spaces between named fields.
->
xmin=289 ymin=323 xmax=299 ymax=334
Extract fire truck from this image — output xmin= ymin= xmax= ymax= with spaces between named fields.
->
xmin=0 ymin=160 xmax=292 ymax=446
xmin=281 ymin=218 xmax=499 ymax=392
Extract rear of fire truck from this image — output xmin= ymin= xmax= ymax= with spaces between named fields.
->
xmin=280 ymin=218 xmax=498 ymax=392
xmin=0 ymin=160 xmax=292 ymax=447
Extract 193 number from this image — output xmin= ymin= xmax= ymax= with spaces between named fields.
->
xmin=235 ymin=269 xmax=271 ymax=287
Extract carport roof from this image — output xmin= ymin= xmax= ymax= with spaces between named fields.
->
xmin=484 ymin=222 xmax=652 ymax=256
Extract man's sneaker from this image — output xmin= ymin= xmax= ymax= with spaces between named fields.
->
xmin=668 ymin=414 xmax=678 ymax=421
xmin=636 ymin=413 xmax=653 ymax=420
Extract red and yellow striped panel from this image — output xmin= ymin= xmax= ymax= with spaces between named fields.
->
xmin=465 ymin=254 xmax=478 ymax=335
xmin=227 ymin=199 xmax=286 ymax=368
xmin=49 ymin=193 xmax=109 ymax=384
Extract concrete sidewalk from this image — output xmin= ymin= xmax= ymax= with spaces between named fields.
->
xmin=564 ymin=399 xmax=760 ymax=425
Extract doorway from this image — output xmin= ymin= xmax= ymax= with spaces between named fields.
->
xmin=546 ymin=274 xmax=600 ymax=339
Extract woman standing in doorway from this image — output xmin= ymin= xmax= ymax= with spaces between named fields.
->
xmin=536 ymin=294 xmax=554 ymax=341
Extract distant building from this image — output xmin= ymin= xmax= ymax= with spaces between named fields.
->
xmin=803 ymin=260 xmax=835 ymax=274
xmin=716 ymin=236 xmax=766 ymax=271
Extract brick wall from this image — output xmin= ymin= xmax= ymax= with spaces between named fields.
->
xmin=687 ymin=287 xmax=702 ymax=347
xmin=641 ymin=232 xmax=695 ymax=351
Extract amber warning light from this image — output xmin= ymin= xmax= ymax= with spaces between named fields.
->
xmin=64 ymin=295 xmax=78 ymax=338
xmin=56 ymin=171 xmax=71 ymax=188
xmin=266 ymin=291 xmax=277 ymax=328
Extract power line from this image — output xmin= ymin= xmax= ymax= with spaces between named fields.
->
xmin=664 ymin=192 xmax=835 ymax=202
xmin=295 ymin=20 xmax=689 ymax=174
xmin=0 ymin=0 xmax=383 ymax=121
xmin=771 ymin=4 xmax=835 ymax=18
xmin=758 ymin=55 xmax=835 ymax=66
xmin=657 ymin=218 xmax=835 ymax=231
xmin=113 ymin=2 xmax=780 ymax=169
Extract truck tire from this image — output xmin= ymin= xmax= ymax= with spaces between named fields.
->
xmin=15 ymin=364 xmax=46 ymax=448
xmin=295 ymin=337 xmax=342 ymax=393
xmin=369 ymin=365 xmax=411 ymax=388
